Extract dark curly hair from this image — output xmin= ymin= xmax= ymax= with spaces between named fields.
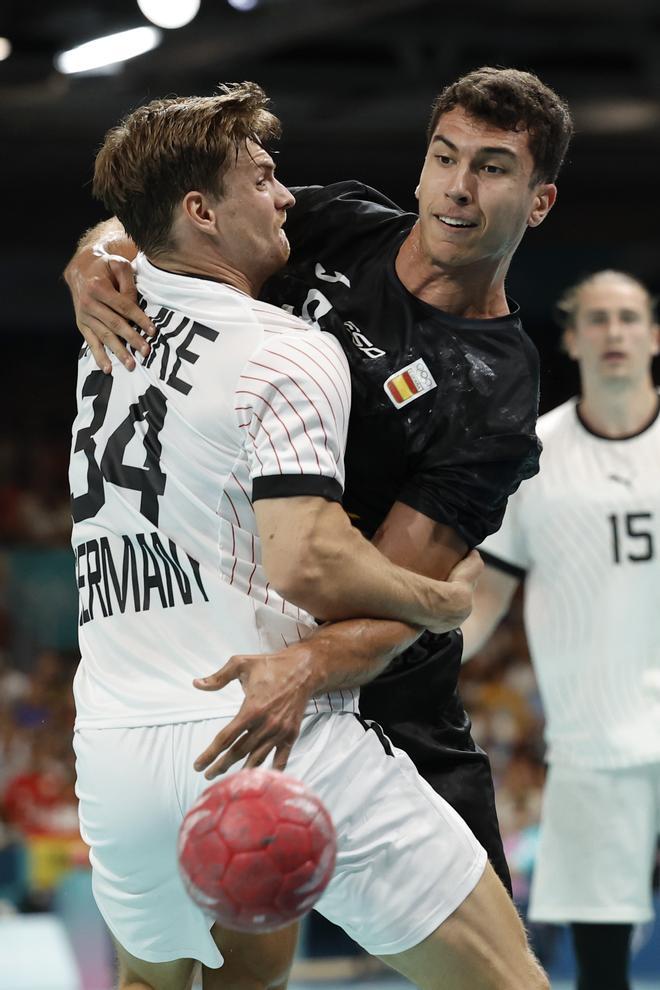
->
xmin=427 ymin=67 xmax=573 ymax=184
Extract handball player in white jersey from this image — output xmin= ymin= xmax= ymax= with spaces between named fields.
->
xmin=70 ymin=84 xmax=547 ymax=990
xmin=462 ymin=270 xmax=660 ymax=990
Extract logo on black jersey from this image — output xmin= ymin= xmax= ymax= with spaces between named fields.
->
xmin=384 ymin=359 xmax=437 ymax=408
xmin=345 ymin=321 xmax=386 ymax=360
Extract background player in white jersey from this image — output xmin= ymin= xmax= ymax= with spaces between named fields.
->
xmin=461 ymin=270 xmax=660 ymax=990
xmin=72 ymin=84 xmax=548 ymax=990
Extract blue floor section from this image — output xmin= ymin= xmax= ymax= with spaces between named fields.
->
xmin=289 ymin=981 xmax=660 ymax=990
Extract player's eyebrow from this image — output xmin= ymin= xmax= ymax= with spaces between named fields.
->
xmin=432 ymin=134 xmax=519 ymax=161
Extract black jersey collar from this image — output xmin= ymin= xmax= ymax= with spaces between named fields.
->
xmin=387 ymin=230 xmax=521 ymax=332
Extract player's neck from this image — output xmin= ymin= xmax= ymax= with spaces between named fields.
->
xmin=151 ymin=245 xmax=258 ymax=298
xmin=394 ymin=224 xmax=510 ymax=320
xmin=578 ymin=378 xmax=658 ymax=438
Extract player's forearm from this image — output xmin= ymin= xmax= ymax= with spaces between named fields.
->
xmin=460 ymin=576 xmax=517 ymax=661
xmin=460 ymin=611 xmax=497 ymax=661
xmin=63 ymin=218 xmax=136 ymax=285
xmin=282 ymin=521 xmax=470 ymax=633
xmin=303 ymin=617 xmax=422 ymax=695
xmin=81 ymin=218 xmax=135 ymax=258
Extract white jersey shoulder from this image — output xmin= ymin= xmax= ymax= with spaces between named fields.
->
xmin=69 ymin=255 xmax=355 ymax=729
xmin=483 ymin=395 xmax=660 ymax=770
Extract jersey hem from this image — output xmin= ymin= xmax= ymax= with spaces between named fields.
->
xmin=95 ymin=904 xmax=223 ymax=970
xmin=353 ymin=846 xmax=487 ymax=956
xmin=252 ymin=474 xmax=343 ymax=502
xmin=74 ymin=708 xmax=238 ymax=731
xmin=528 ymin=905 xmax=654 ymax=925
xmin=546 ymin=753 xmax=660 ymax=771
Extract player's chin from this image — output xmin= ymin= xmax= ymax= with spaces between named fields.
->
xmin=278 ymin=230 xmax=291 ymax=260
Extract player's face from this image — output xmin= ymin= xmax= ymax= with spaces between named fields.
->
xmin=565 ymin=276 xmax=659 ymax=385
xmin=416 ymin=107 xmax=556 ymax=272
xmin=213 ymin=141 xmax=295 ymax=284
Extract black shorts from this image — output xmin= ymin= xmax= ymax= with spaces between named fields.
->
xmin=358 ymin=630 xmax=512 ymax=895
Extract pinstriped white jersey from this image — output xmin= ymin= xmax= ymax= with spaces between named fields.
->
xmin=481 ymin=397 xmax=660 ymax=769
xmin=69 ymin=254 xmax=357 ymax=729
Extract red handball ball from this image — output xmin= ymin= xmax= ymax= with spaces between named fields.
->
xmin=177 ymin=768 xmax=337 ymax=933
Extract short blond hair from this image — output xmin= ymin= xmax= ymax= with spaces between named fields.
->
xmin=555 ymin=270 xmax=657 ymax=330
xmin=93 ymin=82 xmax=281 ymax=256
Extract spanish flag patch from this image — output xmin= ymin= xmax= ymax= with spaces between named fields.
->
xmin=383 ymin=358 xmax=437 ymax=409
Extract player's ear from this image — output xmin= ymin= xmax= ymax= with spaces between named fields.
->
xmin=414 ymin=182 xmax=420 ymax=201
xmin=563 ymin=327 xmax=579 ymax=361
xmin=182 ymin=191 xmax=217 ymax=235
xmin=528 ymin=183 xmax=557 ymax=228
xmin=650 ymin=324 xmax=660 ymax=358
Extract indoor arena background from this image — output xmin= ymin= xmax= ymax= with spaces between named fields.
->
xmin=1 ymin=0 xmax=659 ymax=987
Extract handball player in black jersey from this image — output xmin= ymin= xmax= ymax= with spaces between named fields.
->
xmin=65 ymin=67 xmax=573 ymax=893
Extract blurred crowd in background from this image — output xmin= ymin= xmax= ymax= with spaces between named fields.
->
xmin=0 ymin=434 xmax=82 ymax=916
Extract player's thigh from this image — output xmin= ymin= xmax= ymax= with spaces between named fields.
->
xmin=202 ymin=924 xmax=299 ymax=990
xmin=75 ymin=724 xmax=226 ymax=971
xmin=115 ymin=937 xmax=196 ymax=990
xmin=376 ymin=862 xmax=548 ymax=990
xmin=291 ymin=712 xmax=487 ymax=956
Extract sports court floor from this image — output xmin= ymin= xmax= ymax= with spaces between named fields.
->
xmin=288 ymin=979 xmax=660 ymax=990
xmin=290 ymin=974 xmax=660 ymax=990
xmin=288 ymin=979 xmax=656 ymax=990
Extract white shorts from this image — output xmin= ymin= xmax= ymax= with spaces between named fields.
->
xmin=529 ymin=762 xmax=660 ymax=924
xmin=74 ymin=711 xmax=486 ymax=968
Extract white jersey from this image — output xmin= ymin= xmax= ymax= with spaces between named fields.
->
xmin=69 ymin=255 xmax=356 ymax=729
xmin=480 ymin=397 xmax=660 ymax=770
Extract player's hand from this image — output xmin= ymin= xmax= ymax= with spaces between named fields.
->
xmin=192 ymin=642 xmax=317 ymax=778
xmin=64 ymin=251 xmax=156 ymax=373
xmin=429 ymin=550 xmax=484 ymax=632
xmin=448 ymin=548 xmax=483 ymax=590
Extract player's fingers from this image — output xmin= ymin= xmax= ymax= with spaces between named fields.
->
xmin=193 ymin=720 xmax=248 ymax=771
xmin=107 ymin=260 xmax=156 ymax=338
xmin=243 ymin=741 xmax=278 ymax=771
xmin=99 ymin=309 xmax=149 ymax=359
xmin=80 ymin=315 xmax=137 ymax=370
xmin=193 ymin=664 xmax=238 ymax=692
xmin=81 ymin=314 xmax=134 ymax=367
xmin=78 ymin=322 xmax=113 ymax=375
xmin=270 ymin=740 xmax=294 ymax=773
xmin=203 ymin=732 xmax=255 ymax=779
xmin=202 ymin=714 xmax=282 ymax=777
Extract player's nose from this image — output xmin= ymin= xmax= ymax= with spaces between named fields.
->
xmin=445 ymin=166 xmax=473 ymax=205
xmin=276 ymin=180 xmax=295 ymax=210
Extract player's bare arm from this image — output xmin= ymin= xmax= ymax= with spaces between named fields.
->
xmin=194 ymin=503 xmax=482 ymax=776
xmin=63 ymin=219 xmax=151 ymax=372
xmin=460 ymin=563 xmax=520 ymax=661
xmin=255 ymin=495 xmax=480 ymax=632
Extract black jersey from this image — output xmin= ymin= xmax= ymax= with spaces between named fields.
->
xmin=263 ymin=181 xmax=536 ymax=889
xmin=264 ymin=181 xmax=541 ymax=547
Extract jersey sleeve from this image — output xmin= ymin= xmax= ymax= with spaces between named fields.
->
xmin=396 ymin=430 xmax=541 ymax=550
xmin=478 ymin=482 xmax=531 ymax=577
xmin=234 ymin=330 xmax=351 ymax=503
xmin=285 ymin=182 xmax=408 ymax=260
